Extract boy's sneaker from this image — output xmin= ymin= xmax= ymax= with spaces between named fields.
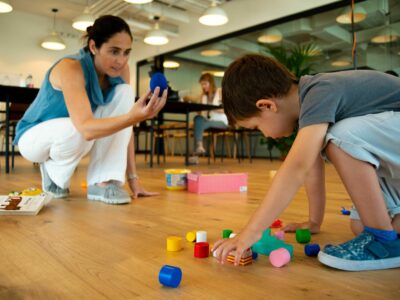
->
xmin=87 ymin=183 xmax=131 ymax=204
xmin=318 ymin=231 xmax=400 ymax=271
xmin=39 ymin=163 xmax=69 ymax=199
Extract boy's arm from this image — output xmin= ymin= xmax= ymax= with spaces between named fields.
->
xmin=283 ymin=155 xmax=326 ymax=233
xmin=212 ymin=123 xmax=329 ymax=265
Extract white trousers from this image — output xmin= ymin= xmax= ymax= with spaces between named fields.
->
xmin=18 ymin=84 xmax=134 ymax=189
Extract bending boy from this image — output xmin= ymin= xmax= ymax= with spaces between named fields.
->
xmin=212 ymin=54 xmax=400 ymax=271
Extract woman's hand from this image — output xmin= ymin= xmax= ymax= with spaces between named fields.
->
xmin=211 ymin=228 xmax=262 ymax=266
xmin=282 ymin=221 xmax=321 ymax=234
xmin=129 ymin=87 xmax=167 ymax=123
xmin=128 ymin=178 xmax=159 ymax=199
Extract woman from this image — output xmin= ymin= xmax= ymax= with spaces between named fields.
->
xmin=192 ymin=73 xmax=228 ymax=155
xmin=14 ymin=15 xmax=167 ymax=204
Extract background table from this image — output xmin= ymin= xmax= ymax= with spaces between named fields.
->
xmin=149 ymin=101 xmax=221 ymax=167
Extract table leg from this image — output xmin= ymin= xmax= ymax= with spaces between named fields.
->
xmin=150 ymin=119 xmax=154 ymax=168
xmin=5 ymin=95 xmax=10 ymax=173
xmin=185 ymin=111 xmax=189 ymax=166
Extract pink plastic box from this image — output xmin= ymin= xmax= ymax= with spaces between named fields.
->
xmin=187 ymin=172 xmax=248 ymax=194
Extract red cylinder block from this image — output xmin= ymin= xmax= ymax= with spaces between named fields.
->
xmin=194 ymin=242 xmax=209 ymax=258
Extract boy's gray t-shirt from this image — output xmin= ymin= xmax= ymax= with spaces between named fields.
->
xmin=298 ymin=70 xmax=400 ymax=129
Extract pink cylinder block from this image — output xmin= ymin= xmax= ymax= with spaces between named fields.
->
xmin=269 ymin=248 xmax=291 ymax=268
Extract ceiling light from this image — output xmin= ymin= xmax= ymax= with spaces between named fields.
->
xmin=336 ymin=5 xmax=367 ymax=24
xmin=144 ymin=23 xmax=169 ymax=45
xmin=163 ymin=60 xmax=180 ymax=68
xmin=124 ymin=0 xmax=153 ymax=3
xmin=72 ymin=6 xmax=95 ymax=31
xmin=199 ymin=1 xmax=228 ymax=26
xmin=41 ymin=9 xmax=66 ymax=51
xmin=371 ymin=27 xmax=399 ymax=43
xmin=213 ymin=71 xmax=224 ymax=77
xmin=331 ymin=56 xmax=352 ymax=67
xmin=257 ymin=28 xmax=282 ymax=44
xmin=41 ymin=32 xmax=67 ymax=50
xmin=200 ymin=49 xmax=223 ymax=57
xmin=0 ymin=0 xmax=12 ymax=13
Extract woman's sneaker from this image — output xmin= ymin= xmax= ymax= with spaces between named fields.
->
xmin=39 ymin=163 xmax=70 ymax=199
xmin=318 ymin=231 xmax=400 ymax=271
xmin=87 ymin=183 xmax=131 ymax=204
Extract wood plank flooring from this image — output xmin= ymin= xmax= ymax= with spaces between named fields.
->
xmin=0 ymin=156 xmax=399 ymax=300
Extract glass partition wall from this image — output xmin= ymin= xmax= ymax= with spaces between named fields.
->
xmin=136 ymin=0 xmax=400 ymax=158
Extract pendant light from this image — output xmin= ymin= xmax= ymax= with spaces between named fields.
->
xmin=144 ymin=17 xmax=169 ymax=46
xmin=0 ymin=0 xmax=12 ymax=13
xmin=41 ymin=8 xmax=66 ymax=51
xmin=336 ymin=5 xmax=367 ymax=24
xmin=199 ymin=0 xmax=228 ymax=26
xmin=72 ymin=0 xmax=95 ymax=31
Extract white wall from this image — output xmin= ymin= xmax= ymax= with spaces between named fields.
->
xmin=0 ymin=10 xmax=83 ymax=88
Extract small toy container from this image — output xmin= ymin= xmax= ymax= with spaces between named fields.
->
xmin=187 ymin=171 xmax=248 ymax=194
xmin=164 ymin=169 xmax=191 ymax=190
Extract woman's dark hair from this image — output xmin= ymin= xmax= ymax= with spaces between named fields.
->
xmin=83 ymin=15 xmax=132 ymax=52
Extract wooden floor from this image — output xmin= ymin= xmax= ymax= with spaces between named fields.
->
xmin=0 ymin=155 xmax=399 ymax=300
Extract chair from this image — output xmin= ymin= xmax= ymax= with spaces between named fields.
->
xmin=205 ymin=127 xmax=235 ymax=164
xmin=0 ymin=102 xmax=29 ymax=170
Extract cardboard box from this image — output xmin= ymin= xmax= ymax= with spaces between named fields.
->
xmin=188 ymin=171 xmax=248 ymax=194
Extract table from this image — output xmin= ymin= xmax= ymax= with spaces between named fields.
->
xmin=149 ymin=101 xmax=221 ymax=167
xmin=0 ymin=85 xmax=39 ymax=173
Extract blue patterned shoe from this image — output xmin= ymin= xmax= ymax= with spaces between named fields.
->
xmin=318 ymin=231 xmax=400 ymax=271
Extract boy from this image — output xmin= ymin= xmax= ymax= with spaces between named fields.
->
xmin=212 ymin=54 xmax=400 ymax=271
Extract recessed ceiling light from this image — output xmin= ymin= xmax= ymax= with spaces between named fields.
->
xmin=336 ymin=6 xmax=367 ymax=24
xmin=331 ymin=57 xmax=352 ymax=67
xmin=371 ymin=27 xmax=399 ymax=44
xmin=200 ymin=49 xmax=223 ymax=56
xmin=257 ymin=28 xmax=282 ymax=44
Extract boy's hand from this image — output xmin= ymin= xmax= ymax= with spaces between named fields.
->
xmin=282 ymin=221 xmax=320 ymax=234
xmin=211 ymin=228 xmax=262 ymax=266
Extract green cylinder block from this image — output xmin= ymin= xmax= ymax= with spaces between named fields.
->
xmin=296 ymin=228 xmax=311 ymax=244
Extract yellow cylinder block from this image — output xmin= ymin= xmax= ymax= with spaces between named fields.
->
xmin=167 ymin=236 xmax=182 ymax=252
xmin=186 ymin=231 xmax=196 ymax=242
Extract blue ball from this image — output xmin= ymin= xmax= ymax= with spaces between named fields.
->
xmin=304 ymin=244 xmax=320 ymax=256
xmin=150 ymin=72 xmax=168 ymax=94
xmin=159 ymin=265 xmax=182 ymax=288
xmin=252 ymin=251 xmax=258 ymax=260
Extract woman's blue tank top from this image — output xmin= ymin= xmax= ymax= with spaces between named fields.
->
xmin=14 ymin=48 xmax=125 ymax=144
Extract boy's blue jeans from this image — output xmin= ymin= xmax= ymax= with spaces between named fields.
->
xmin=322 ymin=111 xmax=400 ymax=220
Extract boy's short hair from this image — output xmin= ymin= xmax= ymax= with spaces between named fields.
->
xmin=222 ymin=54 xmax=296 ymax=125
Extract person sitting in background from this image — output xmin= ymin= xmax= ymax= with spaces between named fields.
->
xmin=14 ymin=15 xmax=167 ymax=204
xmin=190 ymin=73 xmax=228 ymax=155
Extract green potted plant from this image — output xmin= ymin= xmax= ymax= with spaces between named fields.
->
xmin=260 ymin=43 xmax=316 ymax=159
